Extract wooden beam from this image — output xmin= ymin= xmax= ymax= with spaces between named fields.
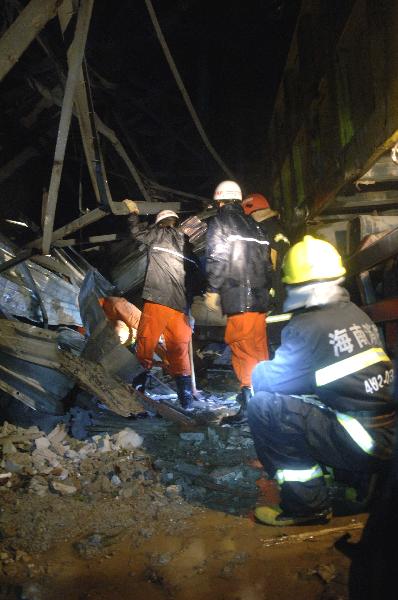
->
xmin=28 ymin=200 xmax=183 ymax=248
xmin=28 ymin=207 xmax=107 ymax=249
xmin=57 ymin=0 xmax=101 ymax=204
xmin=33 ymin=81 xmax=152 ymax=210
xmin=53 ymin=233 xmax=123 ymax=247
xmin=0 ymin=0 xmax=64 ymax=83
xmin=42 ymin=0 xmax=94 ymax=255
xmin=0 ymin=147 xmax=39 ymax=184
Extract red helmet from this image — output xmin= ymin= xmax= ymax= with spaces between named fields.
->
xmin=242 ymin=193 xmax=270 ymax=215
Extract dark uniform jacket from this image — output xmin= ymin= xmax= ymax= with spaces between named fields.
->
xmin=256 ymin=215 xmax=290 ymax=313
xmin=128 ymin=215 xmax=198 ymax=314
xmin=206 ymin=203 xmax=273 ymax=315
xmin=252 ymin=290 xmax=395 ymax=417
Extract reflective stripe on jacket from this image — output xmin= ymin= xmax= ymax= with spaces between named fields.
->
xmin=252 ymin=293 xmax=395 ymax=416
xmin=128 ymin=215 xmax=199 ymax=313
xmin=205 ymin=204 xmax=273 ymax=315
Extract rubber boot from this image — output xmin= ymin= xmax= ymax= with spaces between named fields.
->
xmin=254 ymin=505 xmax=331 ymax=526
xmin=132 ymin=370 xmax=148 ymax=393
xmin=175 ymin=375 xmax=194 ymax=411
xmin=222 ymin=386 xmax=252 ymax=425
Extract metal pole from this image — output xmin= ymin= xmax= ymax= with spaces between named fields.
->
xmin=188 ymin=338 xmax=197 ymax=395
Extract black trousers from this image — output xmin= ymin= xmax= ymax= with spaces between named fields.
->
xmin=247 ymin=392 xmax=393 ymax=515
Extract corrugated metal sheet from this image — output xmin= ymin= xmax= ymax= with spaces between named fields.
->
xmin=78 ymin=269 xmax=143 ymax=382
xmin=0 ymin=235 xmax=82 ymax=326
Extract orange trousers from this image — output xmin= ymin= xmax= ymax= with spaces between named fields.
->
xmin=225 ymin=312 xmax=268 ymax=388
xmin=99 ymin=296 xmax=168 ymax=365
xmin=136 ymin=301 xmax=192 ymax=376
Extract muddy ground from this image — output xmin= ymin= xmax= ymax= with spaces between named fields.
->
xmin=0 ymin=400 xmax=374 ymax=600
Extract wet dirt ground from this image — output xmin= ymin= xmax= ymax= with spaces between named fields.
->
xmin=0 ymin=486 xmax=366 ymax=600
xmin=0 ymin=377 xmax=370 ymax=600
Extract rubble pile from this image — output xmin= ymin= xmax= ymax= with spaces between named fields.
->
xmin=0 ymin=417 xmax=267 ymax=563
xmin=0 ymin=421 xmax=152 ymax=501
xmin=145 ymin=424 xmax=264 ymax=514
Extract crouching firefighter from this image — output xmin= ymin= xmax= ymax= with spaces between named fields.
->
xmin=248 ymin=235 xmax=396 ymax=526
xmin=123 ymin=200 xmax=200 ymax=411
xmin=205 ymin=181 xmax=273 ymax=423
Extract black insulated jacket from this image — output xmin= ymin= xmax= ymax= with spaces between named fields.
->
xmin=206 ymin=203 xmax=273 ymax=315
xmin=128 ymin=215 xmax=198 ymax=314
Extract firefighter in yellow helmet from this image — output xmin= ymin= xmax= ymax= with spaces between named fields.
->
xmin=247 ymin=235 xmax=395 ymax=526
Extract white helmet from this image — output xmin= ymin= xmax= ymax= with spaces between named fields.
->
xmin=213 ymin=180 xmax=242 ymax=202
xmin=155 ymin=209 xmax=179 ymax=224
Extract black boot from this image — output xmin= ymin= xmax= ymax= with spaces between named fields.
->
xmin=132 ymin=370 xmax=148 ymax=392
xmin=175 ymin=375 xmax=194 ymax=410
xmin=222 ymin=386 xmax=252 ymax=425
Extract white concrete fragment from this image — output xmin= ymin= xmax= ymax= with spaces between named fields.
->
xmin=97 ymin=434 xmax=112 ymax=453
xmin=29 ymin=477 xmax=48 ymax=497
xmin=50 ymin=480 xmax=77 ymax=495
xmin=35 ymin=437 xmax=51 ymax=450
xmin=48 ymin=424 xmax=68 ymax=444
xmin=2 ymin=440 xmax=17 ymax=454
xmin=111 ymin=474 xmax=122 ymax=486
xmin=113 ymin=428 xmax=143 ymax=450
xmin=32 ymin=448 xmax=60 ymax=468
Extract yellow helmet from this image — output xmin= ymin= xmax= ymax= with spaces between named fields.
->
xmin=282 ymin=235 xmax=346 ymax=285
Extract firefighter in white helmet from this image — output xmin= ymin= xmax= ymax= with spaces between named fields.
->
xmin=204 ymin=181 xmax=273 ymax=423
xmin=123 ymin=200 xmax=200 ymax=410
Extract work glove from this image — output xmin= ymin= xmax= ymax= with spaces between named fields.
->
xmin=204 ymin=291 xmax=220 ymax=312
xmin=122 ymin=199 xmax=139 ymax=214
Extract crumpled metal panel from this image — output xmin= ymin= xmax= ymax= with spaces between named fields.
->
xmin=0 ymin=351 xmax=74 ymax=415
xmin=0 ymin=319 xmax=82 ymax=414
xmin=0 ymin=235 xmax=82 ymax=326
xmin=107 ymin=240 xmax=148 ymax=295
xmin=78 ymin=268 xmax=115 ymax=335
xmin=78 ymin=269 xmax=143 ymax=382
xmin=0 ymin=320 xmax=60 ymax=368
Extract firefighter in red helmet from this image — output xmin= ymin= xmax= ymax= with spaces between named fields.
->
xmin=242 ymin=193 xmax=290 ymax=316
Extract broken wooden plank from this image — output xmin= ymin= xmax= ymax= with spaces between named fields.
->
xmin=261 ymin=521 xmax=365 ymax=548
xmin=59 ymin=351 xmax=144 ymax=418
xmin=133 ymin=388 xmax=195 ymax=426
xmin=0 ymin=0 xmax=64 ymax=82
xmin=42 ymin=0 xmax=94 ymax=255
xmin=59 ymin=351 xmax=195 ymax=425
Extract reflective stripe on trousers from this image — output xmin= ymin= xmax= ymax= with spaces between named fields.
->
xmin=276 ymin=464 xmax=324 ymax=485
xmin=298 ymin=394 xmax=377 ymax=456
xmin=336 ymin=412 xmax=375 ymax=455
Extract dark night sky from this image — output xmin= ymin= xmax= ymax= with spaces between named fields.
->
xmin=85 ymin=0 xmax=301 ymax=196
xmin=0 ymin=0 xmax=301 ymax=237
